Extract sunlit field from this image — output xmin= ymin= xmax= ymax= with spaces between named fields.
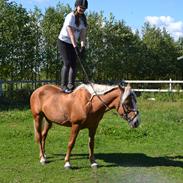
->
xmin=0 ymin=96 xmax=183 ymax=183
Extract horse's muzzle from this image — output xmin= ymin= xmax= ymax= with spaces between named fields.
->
xmin=132 ymin=120 xmax=140 ymax=128
xmin=129 ymin=112 xmax=140 ymax=128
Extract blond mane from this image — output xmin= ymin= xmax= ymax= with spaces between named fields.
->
xmin=74 ymin=83 xmax=118 ymax=96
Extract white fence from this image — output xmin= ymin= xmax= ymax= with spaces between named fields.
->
xmin=0 ymin=79 xmax=183 ymax=96
xmin=126 ymin=79 xmax=183 ymax=92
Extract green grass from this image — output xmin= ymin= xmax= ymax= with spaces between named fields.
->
xmin=0 ymin=99 xmax=183 ymax=183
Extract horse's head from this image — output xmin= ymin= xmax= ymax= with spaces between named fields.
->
xmin=117 ymin=83 xmax=140 ymax=128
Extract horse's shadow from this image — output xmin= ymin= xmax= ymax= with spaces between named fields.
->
xmin=47 ymin=153 xmax=183 ymax=168
xmin=95 ymin=153 xmax=183 ymax=168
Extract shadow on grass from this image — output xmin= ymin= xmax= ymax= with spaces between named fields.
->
xmin=95 ymin=153 xmax=183 ymax=168
xmin=48 ymin=153 xmax=183 ymax=168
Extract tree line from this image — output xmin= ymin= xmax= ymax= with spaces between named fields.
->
xmin=1 ymin=0 xmax=183 ymax=83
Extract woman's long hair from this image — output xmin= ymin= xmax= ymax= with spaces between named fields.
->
xmin=74 ymin=9 xmax=87 ymax=27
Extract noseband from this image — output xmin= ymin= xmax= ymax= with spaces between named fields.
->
xmin=122 ymin=103 xmax=139 ymax=123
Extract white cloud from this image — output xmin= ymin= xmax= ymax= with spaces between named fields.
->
xmin=31 ymin=0 xmax=50 ymax=4
xmin=145 ymin=16 xmax=183 ymax=40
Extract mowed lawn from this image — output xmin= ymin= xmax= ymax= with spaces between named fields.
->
xmin=0 ymin=97 xmax=183 ymax=183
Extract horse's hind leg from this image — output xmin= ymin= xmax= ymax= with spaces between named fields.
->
xmin=41 ymin=118 xmax=52 ymax=158
xmin=33 ymin=113 xmax=46 ymax=164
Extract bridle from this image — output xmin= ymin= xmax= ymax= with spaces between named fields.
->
xmin=122 ymin=103 xmax=139 ymax=124
xmin=118 ymin=91 xmax=139 ymax=124
xmin=92 ymin=86 xmax=139 ymax=124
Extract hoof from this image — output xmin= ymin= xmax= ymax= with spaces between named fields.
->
xmin=40 ymin=157 xmax=47 ymax=165
xmin=91 ymin=162 xmax=98 ymax=168
xmin=64 ymin=162 xmax=71 ymax=169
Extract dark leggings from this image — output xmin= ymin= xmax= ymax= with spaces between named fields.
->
xmin=57 ymin=39 xmax=77 ymax=89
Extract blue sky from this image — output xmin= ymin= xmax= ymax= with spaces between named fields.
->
xmin=13 ymin=0 xmax=183 ymax=40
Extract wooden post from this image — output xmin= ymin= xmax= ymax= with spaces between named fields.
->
xmin=169 ymin=78 xmax=172 ymax=92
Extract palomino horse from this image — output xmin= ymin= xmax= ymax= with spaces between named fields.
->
xmin=30 ymin=83 xmax=140 ymax=168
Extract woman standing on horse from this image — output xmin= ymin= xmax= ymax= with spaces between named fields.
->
xmin=58 ymin=0 xmax=88 ymax=93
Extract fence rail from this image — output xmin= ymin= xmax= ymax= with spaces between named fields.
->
xmin=0 ymin=79 xmax=183 ymax=96
xmin=126 ymin=79 xmax=183 ymax=92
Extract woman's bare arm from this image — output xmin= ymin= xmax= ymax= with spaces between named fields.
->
xmin=67 ymin=26 xmax=77 ymax=47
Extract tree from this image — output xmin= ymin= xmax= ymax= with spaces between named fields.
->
xmin=0 ymin=0 xmax=41 ymax=81
xmin=41 ymin=3 xmax=71 ymax=80
xmin=0 ymin=1 xmax=181 ymax=83
xmin=142 ymin=23 xmax=178 ymax=79
xmin=28 ymin=7 xmax=44 ymax=82
xmin=87 ymin=12 xmax=143 ymax=81
xmin=176 ymin=37 xmax=183 ymax=79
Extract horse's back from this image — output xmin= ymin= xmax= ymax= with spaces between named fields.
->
xmin=30 ymin=84 xmax=62 ymax=114
xmin=30 ymin=84 xmax=93 ymax=124
xmin=30 ymin=84 xmax=91 ymax=114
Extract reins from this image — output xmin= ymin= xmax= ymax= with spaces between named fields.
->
xmin=76 ymin=55 xmax=119 ymax=117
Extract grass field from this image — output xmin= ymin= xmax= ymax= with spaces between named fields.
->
xmin=0 ymin=97 xmax=183 ymax=183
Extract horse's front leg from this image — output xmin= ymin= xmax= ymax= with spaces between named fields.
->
xmin=64 ymin=124 xmax=80 ymax=169
xmin=88 ymin=128 xmax=98 ymax=168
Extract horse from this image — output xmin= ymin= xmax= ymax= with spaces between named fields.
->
xmin=30 ymin=83 xmax=140 ymax=169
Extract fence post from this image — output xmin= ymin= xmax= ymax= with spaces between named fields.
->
xmin=169 ymin=78 xmax=172 ymax=92
xmin=0 ymin=80 xmax=2 ymax=96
